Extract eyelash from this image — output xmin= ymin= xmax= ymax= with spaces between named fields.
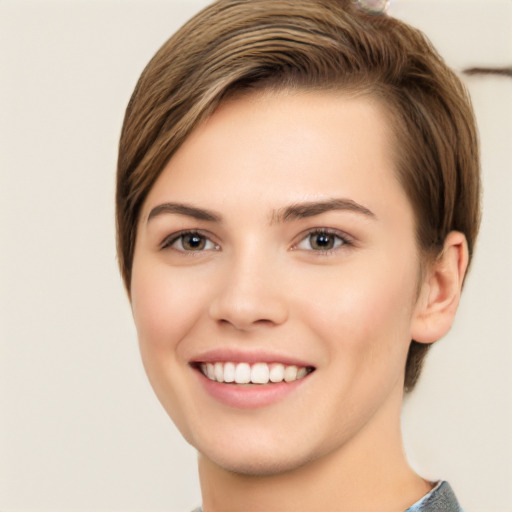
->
xmin=160 ymin=228 xmax=353 ymax=254
xmin=292 ymin=228 xmax=353 ymax=254
xmin=160 ymin=230 xmax=219 ymax=252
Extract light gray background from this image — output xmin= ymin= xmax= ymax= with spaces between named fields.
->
xmin=1 ymin=1 xmax=511 ymax=511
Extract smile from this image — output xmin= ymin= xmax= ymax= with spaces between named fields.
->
xmin=199 ymin=362 xmax=314 ymax=385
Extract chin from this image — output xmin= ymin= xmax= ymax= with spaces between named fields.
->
xmin=204 ymin=449 xmax=316 ymax=477
xmin=191 ymin=427 xmax=325 ymax=477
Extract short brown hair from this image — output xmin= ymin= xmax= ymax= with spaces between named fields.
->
xmin=116 ymin=0 xmax=481 ymax=391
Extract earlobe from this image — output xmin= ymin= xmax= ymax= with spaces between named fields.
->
xmin=411 ymin=231 xmax=469 ymax=344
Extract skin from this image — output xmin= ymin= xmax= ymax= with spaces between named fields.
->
xmin=130 ymin=90 xmax=468 ymax=512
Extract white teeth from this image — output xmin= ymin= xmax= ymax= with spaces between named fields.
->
xmin=199 ymin=361 xmax=312 ymax=385
xmin=214 ymin=362 xmax=224 ymax=383
xmin=235 ymin=362 xmax=251 ymax=384
xmin=296 ymin=367 xmax=308 ymax=379
xmin=206 ymin=363 xmax=215 ymax=380
xmin=269 ymin=363 xmax=285 ymax=383
xmin=224 ymin=362 xmax=235 ymax=383
xmin=284 ymin=365 xmax=298 ymax=382
xmin=251 ymin=363 xmax=270 ymax=384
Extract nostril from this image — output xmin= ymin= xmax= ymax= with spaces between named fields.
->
xmin=207 ymin=270 xmax=289 ymax=329
xmin=216 ymin=317 xmax=279 ymax=331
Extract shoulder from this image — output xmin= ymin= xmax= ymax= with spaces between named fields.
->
xmin=405 ymin=481 xmax=465 ymax=512
xmin=191 ymin=481 xmax=464 ymax=512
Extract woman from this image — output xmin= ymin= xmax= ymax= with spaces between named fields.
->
xmin=116 ymin=1 xmax=480 ymax=510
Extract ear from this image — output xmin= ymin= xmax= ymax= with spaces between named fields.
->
xmin=411 ymin=231 xmax=469 ymax=344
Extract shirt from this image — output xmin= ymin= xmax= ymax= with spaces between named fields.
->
xmin=405 ymin=481 xmax=464 ymax=511
xmin=191 ymin=480 xmax=464 ymax=512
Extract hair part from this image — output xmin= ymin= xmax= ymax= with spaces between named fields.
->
xmin=116 ymin=0 xmax=481 ymax=391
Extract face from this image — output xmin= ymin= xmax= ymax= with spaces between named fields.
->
xmin=131 ymin=91 xmax=424 ymax=475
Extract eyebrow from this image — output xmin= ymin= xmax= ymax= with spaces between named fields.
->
xmin=147 ymin=202 xmax=222 ymax=223
xmin=271 ymin=198 xmax=376 ymax=224
xmin=146 ymin=197 xmax=376 ymax=225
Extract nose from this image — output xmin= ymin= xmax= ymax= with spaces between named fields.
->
xmin=208 ymin=250 xmax=289 ymax=331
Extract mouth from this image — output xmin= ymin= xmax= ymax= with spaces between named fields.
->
xmin=195 ymin=361 xmax=315 ymax=385
xmin=190 ymin=355 xmax=316 ymax=408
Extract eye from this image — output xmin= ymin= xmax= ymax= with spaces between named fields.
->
xmin=162 ymin=231 xmax=219 ymax=252
xmin=295 ymin=229 xmax=349 ymax=252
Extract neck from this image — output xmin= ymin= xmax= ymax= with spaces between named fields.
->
xmin=198 ymin=392 xmax=431 ymax=512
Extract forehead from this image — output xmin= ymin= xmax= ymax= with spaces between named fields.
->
xmin=141 ymin=90 xmax=410 ymax=228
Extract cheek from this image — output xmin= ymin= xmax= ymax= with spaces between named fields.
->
xmin=296 ymin=252 xmax=418 ymax=361
xmin=130 ymin=259 xmax=208 ymax=357
xmin=129 ymin=257 xmax=210 ymax=437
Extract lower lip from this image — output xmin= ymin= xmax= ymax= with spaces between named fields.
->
xmin=195 ymin=370 xmax=311 ymax=409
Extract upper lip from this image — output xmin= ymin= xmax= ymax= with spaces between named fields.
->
xmin=189 ymin=348 xmax=315 ymax=368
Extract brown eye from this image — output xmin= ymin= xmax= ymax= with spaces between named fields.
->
xmin=309 ymin=233 xmax=337 ymax=250
xmin=295 ymin=230 xmax=347 ymax=252
xmin=164 ymin=231 xmax=218 ymax=252
xmin=181 ymin=233 xmax=207 ymax=251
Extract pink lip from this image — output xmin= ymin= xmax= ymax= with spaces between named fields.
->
xmin=194 ymin=369 xmax=311 ymax=409
xmin=189 ymin=348 xmax=315 ymax=409
xmin=190 ymin=348 xmax=313 ymax=367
